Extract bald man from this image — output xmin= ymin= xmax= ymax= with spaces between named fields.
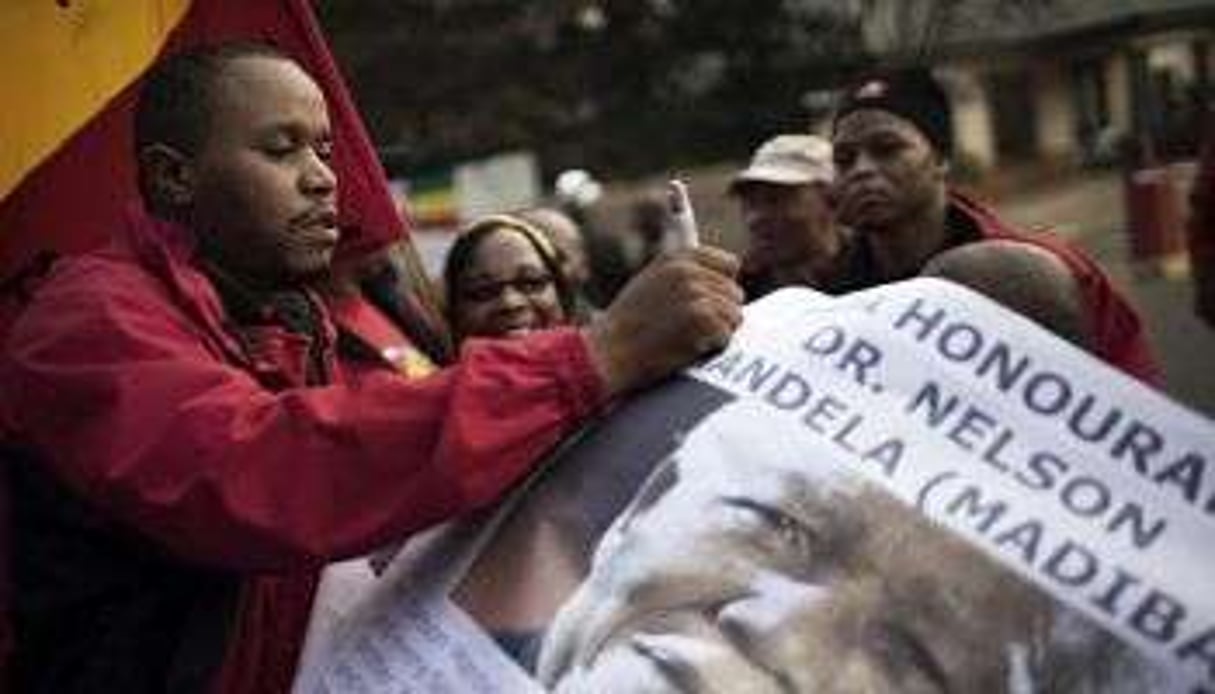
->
xmin=921 ymin=239 xmax=1088 ymax=349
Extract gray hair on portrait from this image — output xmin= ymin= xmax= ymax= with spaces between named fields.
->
xmin=858 ymin=490 xmax=1165 ymax=693
xmin=539 ymin=400 xmax=1169 ymax=693
xmin=1030 ymin=609 xmax=1169 ymax=693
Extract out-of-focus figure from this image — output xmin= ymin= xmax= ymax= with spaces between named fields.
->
xmin=625 ymin=193 xmax=670 ymax=272
xmin=554 ymin=168 xmax=634 ymax=308
xmin=729 ymin=134 xmax=850 ymax=298
xmin=514 ymin=207 xmax=596 ymax=322
xmin=921 ymin=239 xmax=1089 ymax=349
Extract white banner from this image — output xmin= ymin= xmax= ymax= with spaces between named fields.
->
xmin=295 ymin=280 xmax=1214 ymax=693
xmin=688 ymin=281 xmax=1214 ymax=691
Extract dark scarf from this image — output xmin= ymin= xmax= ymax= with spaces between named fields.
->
xmin=201 ymin=263 xmax=329 ymax=386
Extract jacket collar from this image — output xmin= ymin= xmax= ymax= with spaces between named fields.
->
xmin=121 ymin=204 xmax=244 ymax=357
xmin=118 ymin=205 xmax=338 ymax=376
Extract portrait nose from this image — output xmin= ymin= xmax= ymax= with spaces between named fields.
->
xmin=715 ymin=574 xmax=828 ymax=647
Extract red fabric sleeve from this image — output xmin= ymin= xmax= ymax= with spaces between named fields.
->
xmin=1078 ymin=266 xmax=1164 ymax=386
xmin=1014 ymin=228 xmax=1164 ymax=386
xmin=1 ymin=256 xmax=607 ymax=571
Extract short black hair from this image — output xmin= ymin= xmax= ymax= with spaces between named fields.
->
xmin=133 ymin=41 xmax=292 ymax=157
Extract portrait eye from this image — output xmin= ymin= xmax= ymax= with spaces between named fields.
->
xmin=769 ymin=509 xmax=817 ymax=555
xmin=721 ymin=497 xmax=819 ymax=559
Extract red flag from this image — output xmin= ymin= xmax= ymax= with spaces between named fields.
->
xmin=0 ymin=1 xmax=409 ymax=680
xmin=0 ymin=0 xmax=407 ymax=330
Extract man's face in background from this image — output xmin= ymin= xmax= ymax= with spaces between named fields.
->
xmin=538 ymin=404 xmax=1056 ymax=694
xmin=832 ymin=109 xmax=946 ymax=234
xmin=736 ymin=181 xmax=836 ymax=274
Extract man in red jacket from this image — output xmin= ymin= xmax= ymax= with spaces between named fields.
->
xmin=0 ymin=43 xmax=743 ymax=692
xmin=831 ymin=68 xmax=1160 ymax=384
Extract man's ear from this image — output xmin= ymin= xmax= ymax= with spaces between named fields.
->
xmin=138 ymin=144 xmax=195 ymax=209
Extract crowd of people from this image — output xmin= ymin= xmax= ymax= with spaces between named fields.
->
xmin=0 ymin=33 xmax=1211 ymax=694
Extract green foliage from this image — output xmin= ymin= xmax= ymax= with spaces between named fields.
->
xmin=318 ymin=1 xmax=866 ymax=179
xmin=316 ymin=1 xmax=1071 ymax=178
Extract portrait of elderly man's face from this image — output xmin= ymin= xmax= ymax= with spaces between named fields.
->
xmin=536 ymin=403 xmax=1153 ymax=694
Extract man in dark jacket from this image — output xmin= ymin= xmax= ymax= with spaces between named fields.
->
xmin=0 ymin=42 xmax=742 ymax=692
xmin=831 ymin=68 xmax=1160 ymax=384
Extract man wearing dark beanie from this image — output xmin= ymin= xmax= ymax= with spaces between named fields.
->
xmin=831 ymin=67 xmax=1162 ymax=384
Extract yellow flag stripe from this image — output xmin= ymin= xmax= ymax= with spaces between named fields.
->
xmin=0 ymin=0 xmax=192 ymax=200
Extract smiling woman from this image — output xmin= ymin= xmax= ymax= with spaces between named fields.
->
xmin=443 ymin=213 xmax=576 ymax=344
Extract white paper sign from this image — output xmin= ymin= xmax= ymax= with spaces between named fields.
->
xmin=294 ymin=280 xmax=1214 ymax=693
xmin=688 ymin=281 xmax=1214 ymax=690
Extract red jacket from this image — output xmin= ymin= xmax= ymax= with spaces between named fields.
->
xmin=951 ymin=191 xmax=1161 ymax=385
xmin=0 ymin=208 xmax=608 ymax=692
xmin=1189 ymin=117 xmax=1215 ymax=326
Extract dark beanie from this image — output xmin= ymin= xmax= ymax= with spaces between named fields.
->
xmin=834 ymin=67 xmax=954 ymax=157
